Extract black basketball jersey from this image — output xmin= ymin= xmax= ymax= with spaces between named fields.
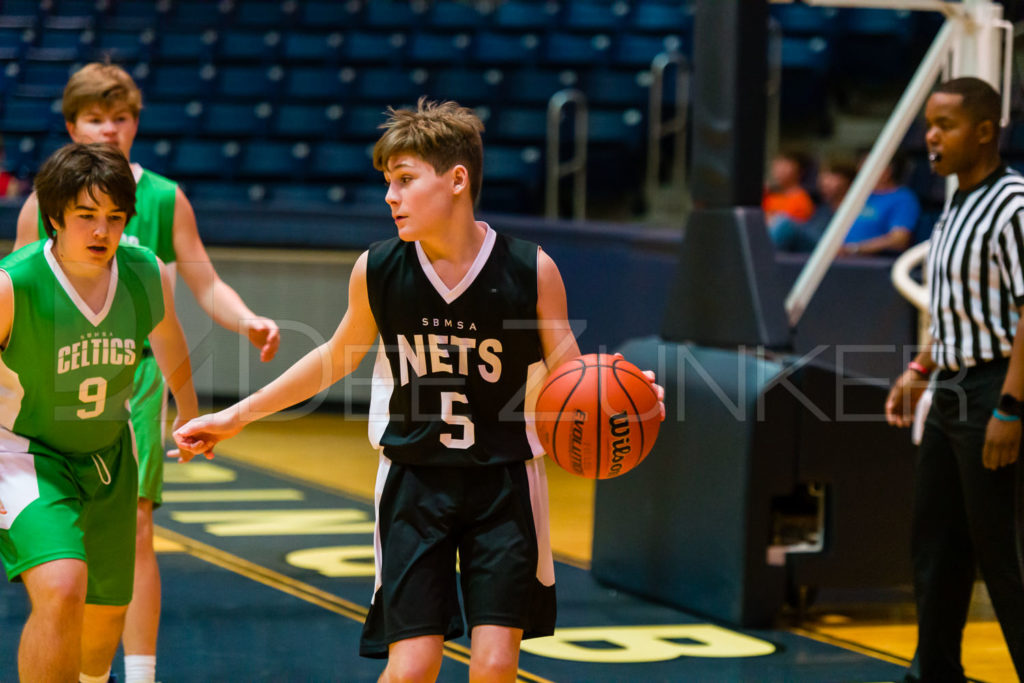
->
xmin=365 ymin=226 xmax=546 ymax=466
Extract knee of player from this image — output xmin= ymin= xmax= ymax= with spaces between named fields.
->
xmin=25 ymin=565 xmax=87 ymax=614
xmin=468 ymin=647 xmax=519 ymax=682
xmin=382 ymin=654 xmax=443 ymax=683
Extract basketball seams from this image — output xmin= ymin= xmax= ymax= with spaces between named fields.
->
xmin=610 ymin=367 xmax=646 ymax=470
xmin=594 ymin=362 xmax=602 ymax=478
xmin=538 ymin=364 xmax=586 ymax=473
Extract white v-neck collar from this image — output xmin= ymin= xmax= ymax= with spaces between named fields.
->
xmin=415 ymin=223 xmax=496 ymax=304
xmin=44 ymin=239 xmax=119 ymax=327
xmin=130 ymin=162 xmax=144 ymax=182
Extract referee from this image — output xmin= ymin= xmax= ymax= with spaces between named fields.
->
xmin=885 ymin=77 xmax=1024 ymax=681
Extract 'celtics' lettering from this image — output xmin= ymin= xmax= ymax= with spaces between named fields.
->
xmin=57 ymin=337 xmax=136 ymax=374
xmin=396 ymin=333 xmax=501 ymax=385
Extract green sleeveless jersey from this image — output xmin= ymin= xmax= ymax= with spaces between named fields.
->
xmin=37 ymin=167 xmax=177 ymax=264
xmin=0 ymin=241 xmax=164 ymax=456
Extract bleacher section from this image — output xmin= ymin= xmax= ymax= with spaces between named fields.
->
xmin=0 ymin=0 xmax=944 ymax=216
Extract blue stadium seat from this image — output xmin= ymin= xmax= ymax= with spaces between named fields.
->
xmin=630 ymin=1 xmax=694 ymax=34
xmin=841 ymin=8 xmax=914 ymax=39
xmin=101 ymin=0 xmax=166 ymax=30
xmin=52 ymin=0 xmax=99 ymax=21
xmin=582 ymin=69 xmax=650 ymax=107
xmin=2 ymin=0 xmax=42 ymax=22
xmin=356 ymin=66 xmax=428 ymax=103
xmin=155 ymin=30 xmax=218 ymax=62
xmin=429 ymin=1 xmax=488 ymax=30
xmin=781 ymin=36 xmax=831 ymax=71
xmin=282 ymin=65 xmax=358 ymax=101
xmin=220 ymin=29 xmax=281 ymax=62
xmin=348 ymin=182 xmax=389 ymax=207
xmin=93 ymin=29 xmax=150 ymax=62
xmin=408 ymin=33 xmax=471 ymax=65
xmin=130 ymin=138 xmax=174 ymax=175
xmin=426 ymin=67 xmax=500 ymax=105
xmin=502 ymin=68 xmax=580 ymax=105
xmin=494 ymin=1 xmax=560 ymax=30
xmin=491 ymin=107 xmax=548 ymax=143
xmin=140 ymin=100 xmax=202 ymax=137
xmin=563 ymin=2 xmax=630 ymax=32
xmin=271 ymin=183 xmax=348 ymax=205
xmin=170 ymin=139 xmax=238 ymax=178
xmin=282 ymin=31 xmax=343 ymax=63
xmin=474 ymin=31 xmax=541 ymax=65
xmin=169 ymin=0 xmax=229 ymax=29
xmin=273 ymin=103 xmax=343 ymax=139
xmin=615 ymin=33 xmax=686 ymax=67
xmin=338 ymin=104 xmax=388 ymax=139
xmin=343 ymin=31 xmax=407 ymax=65
xmin=218 ymin=65 xmax=285 ymax=100
xmin=15 ymin=62 xmax=76 ymax=98
xmin=183 ymin=180 xmax=262 ymax=203
xmin=770 ymin=4 xmax=840 ymax=36
xmin=483 ymin=145 xmax=542 ymax=183
xmin=299 ymin=1 xmax=361 ymax=28
xmin=147 ymin=64 xmax=217 ymax=101
xmin=3 ymin=134 xmax=39 ymax=178
xmin=363 ymin=1 xmax=428 ymax=29
xmin=234 ymin=1 xmax=295 ymax=29
xmin=311 ymin=142 xmax=375 ymax=180
xmin=239 ymin=140 xmax=305 ymax=178
xmin=545 ymin=32 xmax=612 ymax=66
xmin=204 ymin=102 xmax=273 ymax=137
xmin=0 ymin=28 xmax=31 ymax=53
xmin=589 ymin=108 xmax=645 ymax=146
xmin=37 ymin=133 xmax=70 ymax=165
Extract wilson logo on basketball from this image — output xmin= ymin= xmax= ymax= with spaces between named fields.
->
xmin=569 ymin=409 xmax=587 ymax=475
xmin=608 ymin=412 xmax=631 ymax=475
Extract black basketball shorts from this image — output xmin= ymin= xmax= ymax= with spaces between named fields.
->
xmin=360 ymin=456 xmax=556 ymax=658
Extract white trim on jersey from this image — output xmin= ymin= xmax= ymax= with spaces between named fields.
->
xmin=524 ymin=457 xmax=556 ymax=587
xmin=368 ymin=343 xmax=393 ymax=450
xmin=43 ymin=239 xmax=120 ymax=327
xmin=415 ymin=223 xmax=496 ymax=304
xmin=370 ymin=452 xmax=393 ymax=601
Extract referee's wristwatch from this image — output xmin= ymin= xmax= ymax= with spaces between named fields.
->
xmin=997 ymin=393 xmax=1024 ymax=419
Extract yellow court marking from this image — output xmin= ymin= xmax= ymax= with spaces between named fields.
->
xmin=154 ymin=526 xmax=555 ymax=683
xmin=161 ymin=488 xmax=305 ymax=503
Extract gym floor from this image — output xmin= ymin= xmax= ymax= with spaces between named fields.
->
xmin=0 ymin=411 xmax=1014 ymax=681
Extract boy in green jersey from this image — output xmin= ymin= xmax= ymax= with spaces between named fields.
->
xmin=14 ymin=63 xmax=280 ymax=683
xmin=0 ymin=143 xmax=203 ymax=682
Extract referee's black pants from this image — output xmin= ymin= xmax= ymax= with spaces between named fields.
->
xmin=910 ymin=358 xmax=1024 ymax=681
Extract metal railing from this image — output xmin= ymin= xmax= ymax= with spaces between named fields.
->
xmin=545 ymin=88 xmax=588 ymax=220
xmin=645 ymin=51 xmax=689 ymax=207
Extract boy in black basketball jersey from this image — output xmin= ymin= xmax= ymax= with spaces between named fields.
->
xmin=175 ymin=98 xmax=663 ymax=681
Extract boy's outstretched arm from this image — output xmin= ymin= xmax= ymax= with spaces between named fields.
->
xmin=172 ymin=187 xmax=281 ymax=362
xmin=174 ymin=251 xmax=379 ymax=456
xmin=148 ymin=260 xmax=202 ymax=460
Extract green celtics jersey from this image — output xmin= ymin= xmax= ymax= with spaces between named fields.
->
xmin=0 ymin=241 xmax=164 ymax=456
xmin=38 ymin=166 xmax=177 ymax=264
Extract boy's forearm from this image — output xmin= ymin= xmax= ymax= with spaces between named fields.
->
xmin=233 ymin=344 xmax=338 ymax=425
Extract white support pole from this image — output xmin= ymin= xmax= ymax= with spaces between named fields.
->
xmin=785 ymin=19 xmax=957 ymax=326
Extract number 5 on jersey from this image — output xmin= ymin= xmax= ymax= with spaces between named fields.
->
xmin=440 ymin=391 xmax=474 ymax=449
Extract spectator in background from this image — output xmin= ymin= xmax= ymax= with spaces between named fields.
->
xmin=763 ymin=149 xmax=815 ymax=227
xmin=771 ymin=157 xmax=857 ymax=253
xmin=841 ymin=152 xmax=921 ymax=256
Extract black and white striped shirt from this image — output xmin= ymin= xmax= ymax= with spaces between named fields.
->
xmin=927 ymin=165 xmax=1024 ymax=370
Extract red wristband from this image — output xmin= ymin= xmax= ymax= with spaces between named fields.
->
xmin=908 ymin=360 xmax=931 ymax=376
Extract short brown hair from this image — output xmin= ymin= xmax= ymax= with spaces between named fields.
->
xmin=35 ymin=143 xmax=137 ymax=239
xmin=373 ymin=97 xmax=485 ymax=203
xmin=933 ymin=77 xmax=1002 ymax=132
xmin=62 ymin=62 xmax=142 ymax=123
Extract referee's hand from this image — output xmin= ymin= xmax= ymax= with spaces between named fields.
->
xmin=885 ymin=369 xmax=927 ymax=428
xmin=983 ymin=417 xmax=1021 ymax=470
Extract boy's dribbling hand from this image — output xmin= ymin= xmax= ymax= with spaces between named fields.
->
xmin=643 ymin=370 xmax=667 ymax=421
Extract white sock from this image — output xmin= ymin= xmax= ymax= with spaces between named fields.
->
xmin=124 ymin=654 xmax=157 ymax=683
xmin=79 ymin=669 xmax=110 ymax=683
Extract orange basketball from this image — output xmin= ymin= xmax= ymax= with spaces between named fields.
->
xmin=534 ymin=353 xmax=661 ymax=479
